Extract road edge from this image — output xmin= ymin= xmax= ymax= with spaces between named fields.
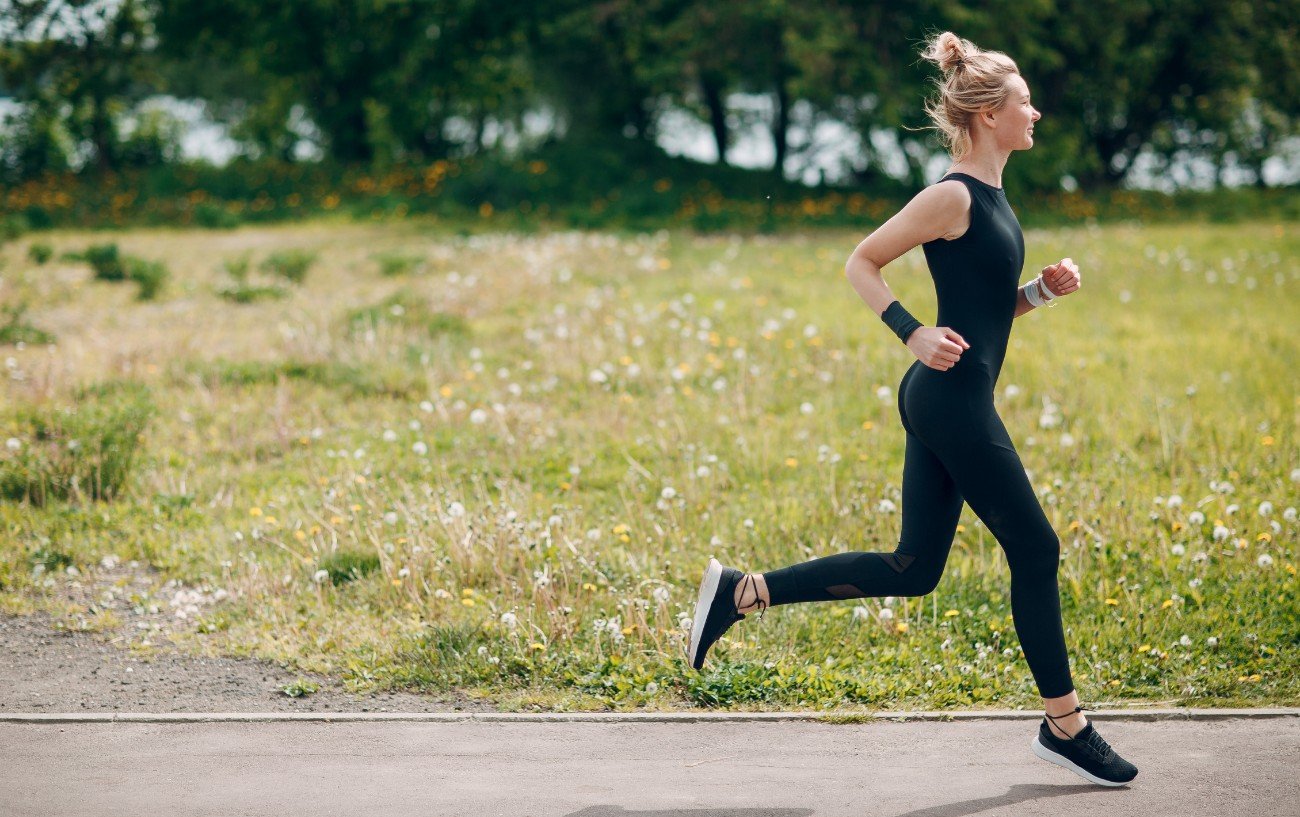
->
xmin=3 ymin=707 xmax=1298 ymax=724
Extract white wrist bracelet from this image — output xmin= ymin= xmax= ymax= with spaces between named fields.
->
xmin=1024 ymin=276 xmax=1045 ymax=307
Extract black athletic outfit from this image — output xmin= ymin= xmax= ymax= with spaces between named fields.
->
xmin=762 ymin=171 xmax=1075 ymax=699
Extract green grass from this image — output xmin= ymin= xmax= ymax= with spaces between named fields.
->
xmin=0 ymin=217 xmax=1296 ymax=711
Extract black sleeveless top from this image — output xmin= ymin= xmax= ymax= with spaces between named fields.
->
xmin=920 ymin=172 xmax=1025 ymax=383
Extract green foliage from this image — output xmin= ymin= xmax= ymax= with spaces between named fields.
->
xmin=27 ymin=243 xmax=53 ymax=264
xmin=125 ymin=257 xmax=169 ymax=301
xmin=27 ymin=547 xmax=74 ymax=572
xmin=374 ymin=252 xmax=424 ymax=277
xmin=280 ymin=678 xmax=320 ymax=697
xmin=0 ymin=382 xmax=155 ymax=505
xmin=260 ymin=250 xmax=316 ymax=284
xmin=77 ymin=243 xmax=127 ymax=281
xmin=318 ymin=550 xmax=381 ymax=586
xmin=345 ymin=290 xmax=469 ymax=339
xmin=0 ymin=303 xmax=55 ymax=346
xmin=218 ymin=283 xmax=289 ymax=304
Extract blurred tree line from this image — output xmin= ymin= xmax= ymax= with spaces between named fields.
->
xmin=1 ymin=0 xmax=1296 ymax=193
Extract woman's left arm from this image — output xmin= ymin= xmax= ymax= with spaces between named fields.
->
xmin=1013 ymin=258 xmax=1080 ymax=319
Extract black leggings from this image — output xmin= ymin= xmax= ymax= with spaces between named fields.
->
xmin=761 ymin=361 xmax=1075 ymax=699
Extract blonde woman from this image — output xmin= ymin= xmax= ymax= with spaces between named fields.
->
xmin=688 ymin=31 xmax=1138 ymax=786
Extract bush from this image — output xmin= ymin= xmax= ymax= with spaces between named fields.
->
xmin=345 ymin=290 xmax=469 ymax=339
xmin=125 ymin=257 xmax=168 ymax=301
xmin=27 ymin=243 xmax=53 ymax=264
xmin=317 ymin=550 xmax=381 ymax=586
xmin=261 ymin=250 xmax=316 ymax=284
xmin=374 ymin=252 xmax=424 ymax=277
xmin=0 ymin=303 xmax=56 ymax=346
xmin=218 ymin=283 xmax=289 ymax=304
xmin=81 ymin=243 xmax=127 ymax=281
xmin=0 ymin=381 xmax=155 ymax=505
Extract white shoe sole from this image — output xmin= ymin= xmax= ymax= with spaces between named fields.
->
xmin=1031 ymin=735 xmax=1132 ymax=787
xmin=688 ymin=558 xmax=723 ymax=669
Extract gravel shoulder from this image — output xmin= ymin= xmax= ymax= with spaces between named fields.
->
xmin=0 ymin=610 xmax=497 ymax=713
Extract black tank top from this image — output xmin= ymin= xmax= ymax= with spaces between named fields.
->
xmin=920 ymin=172 xmax=1025 ymax=383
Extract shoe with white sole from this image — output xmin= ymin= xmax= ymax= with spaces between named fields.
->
xmin=1031 ymin=706 xmax=1138 ymax=786
xmin=687 ymin=557 xmax=764 ymax=670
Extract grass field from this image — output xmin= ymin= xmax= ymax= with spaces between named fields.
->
xmin=1 ymin=217 xmax=1296 ymax=712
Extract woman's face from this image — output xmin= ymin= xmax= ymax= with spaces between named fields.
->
xmin=993 ymin=74 xmax=1041 ymax=151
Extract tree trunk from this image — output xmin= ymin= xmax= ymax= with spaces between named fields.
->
xmin=700 ymin=72 xmax=729 ymax=165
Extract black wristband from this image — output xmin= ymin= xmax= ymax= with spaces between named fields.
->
xmin=880 ymin=300 xmax=923 ymax=344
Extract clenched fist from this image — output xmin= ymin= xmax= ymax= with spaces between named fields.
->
xmin=907 ymin=326 xmax=970 ymax=371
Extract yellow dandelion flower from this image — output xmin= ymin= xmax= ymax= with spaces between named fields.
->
xmin=1137 ymin=644 xmax=1151 ymax=653
xmin=895 ymin=622 xmax=909 ymax=633
xmin=249 ymin=507 xmax=263 ymax=517
xmin=1235 ymin=538 xmax=1248 ymax=549
xmin=1261 ymin=436 xmax=1274 ymax=446
xmin=619 ymin=355 xmax=633 ymax=365
xmin=310 ymin=525 xmax=321 ymax=535
xmin=785 ymin=457 xmax=799 ymax=467
xmin=294 ymin=530 xmax=307 ymax=541
xmin=265 ymin=516 xmax=278 ymax=526
xmin=956 ymin=524 xmax=966 ymax=533
xmin=351 ymin=504 xmax=362 ymax=511
xmin=392 ymin=579 xmax=403 ymax=587
xmin=1109 ymin=679 xmax=1121 ymax=687
xmin=1105 ymin=598 xmax=1119 ymax=606
xmin=1238 ymin=675 xmax=1249 ymax=682
xmin=618 ymin=533 xmax=631 ymax=543
xmin=330 ymin=516 xmax=344 ymax=525
xmin=582 ymin=582 xmax=597 ymax=591
xmin=621 ymin=626 xmax=634 ymax=635
xmin=462 ymin=588 xmax=475 ymax=596
xmin=1257 ymin=532 xmax=1272 ymax=542
xmin=1068 ymin=520 xmax=1082 ymax=531
xmin=462 ymin=598 xmax=475 ymax=606
xmin=354 ymin=475 xmax=366 ymax=485
xmin=1171 ymin=521 xmax=1184 ymax=531
xmin=530 ymin=642 xmax=546 ymax=651
xmin=861 ymin=421 xmax=874 ymax=430
xmin=1286 ymin=563 xmax=1296 ymax=575
xmin=1249 ymin=673 xmax=1261 ymax=682
xmin=613 ymin=523 xmax=629 ymax=534
xmin=560 ymin=481 xmax=571 ymax=491
xmin=1161 ymin=599 xmax=1174 ymax=609
xmin=440 ymin=385 xmax=453 ymax=397
xmin=944 ymin=609 xmax=960 ymax=617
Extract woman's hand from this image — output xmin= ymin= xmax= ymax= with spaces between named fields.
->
xmin=906 ymin=326 xmax=970 ymax=371
xmin=1042 ymin=257 xmax=1080 ymax=298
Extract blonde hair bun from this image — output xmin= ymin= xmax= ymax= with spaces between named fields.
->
xmin=918 ymin=32 xmax=1020 ymax=162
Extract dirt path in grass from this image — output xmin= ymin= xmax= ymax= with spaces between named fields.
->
xmin=0 ymin=609 xmax=498 ymax=713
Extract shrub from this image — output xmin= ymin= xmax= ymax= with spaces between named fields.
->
xmin=223 ymin=255 xmax=252 ymax=282
xmin=345 ymin=290 xmax=469 ymax=339
xmin=0 ymin=381 xmax=155 ymax=505
xmin=125 ymin=257 xmax=168 ymax=301
xmin=317 ymin=550 xmax=381 ymax=586
xmin=27 ymin=243 xmax=53 ymax=264
xmin=82 ymin=243 xmax=127 ymax=281
xmin=218 ymin=283 xmax=288 ymax=304
xmin=261 ymin=250 xmax=316 ymax=284
xmin=0 ymin=303 xmax=56 ymax=346
xmin=374 ymin=252 xmax=423 ymax=277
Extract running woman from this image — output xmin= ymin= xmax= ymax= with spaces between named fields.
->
xmin=687 ymin=31 xmax=1138 ymax=787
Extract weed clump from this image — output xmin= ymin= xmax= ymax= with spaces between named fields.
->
xmin=0 ymin=381 xmax=155 ymax=505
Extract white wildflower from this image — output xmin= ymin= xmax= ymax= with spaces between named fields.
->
xmin=1257 ymin=554 xmax=1273 ymax=568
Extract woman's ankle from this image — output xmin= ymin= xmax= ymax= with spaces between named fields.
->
xmin=733 ymin=572 xmax=770 ymax=614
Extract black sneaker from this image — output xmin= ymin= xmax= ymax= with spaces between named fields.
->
xmin=687 ymin=558 xmax=762 ymax=670
xmin=1031 ymin=706 xmax=1139 ymax=786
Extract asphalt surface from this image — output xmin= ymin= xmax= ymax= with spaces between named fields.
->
xmin=2 ymin=715 xmax=1297 ymax=816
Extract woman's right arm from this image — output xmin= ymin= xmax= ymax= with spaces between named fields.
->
xmin=844 ymin=182 xmax=973 ymax=371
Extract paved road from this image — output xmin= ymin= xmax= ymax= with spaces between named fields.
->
xmin=2 ymin=715 xmax=1296 ymax=816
